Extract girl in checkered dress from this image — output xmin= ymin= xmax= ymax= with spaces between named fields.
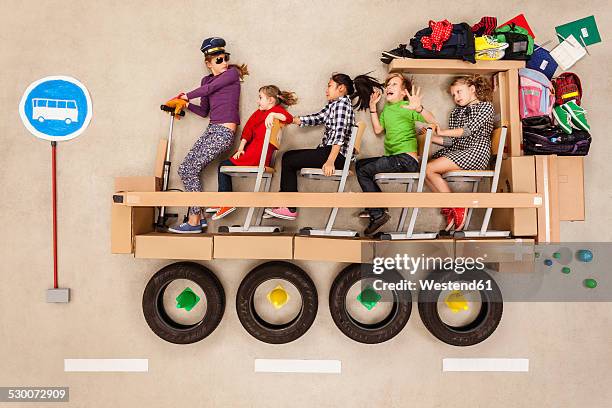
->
xmin=425 ymin=74 xmax=495 ymax=231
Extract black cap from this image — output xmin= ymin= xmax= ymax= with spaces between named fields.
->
xmin=200 ymin=37 xmax=230 ymax=56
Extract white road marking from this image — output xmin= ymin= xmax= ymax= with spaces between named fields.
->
xmin=64 ymin=359 xmax=148 ymax=372
xmin=254 ymin=359 xmax=341 ymax=374
xmin=443 ymin=358 xmax=529 ymax=372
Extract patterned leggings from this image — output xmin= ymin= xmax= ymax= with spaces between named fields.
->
xmin=178 ymin=123 xmax=235 ymax=215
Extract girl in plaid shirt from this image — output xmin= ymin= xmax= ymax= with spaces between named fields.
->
xmin=265 ymin=73 xmax=382 ymax=220
xmin=425 ymin=74 xmax=495 ymax=231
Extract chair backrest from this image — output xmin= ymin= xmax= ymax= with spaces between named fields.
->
xmin=489 ymin=126 xmax=507 ymax=193
xmin=490 ymin=127 xmax=505 ymax=156
xmin=352 ymin=121 xmax=366 ymax=157
xmin=268 ymin=121 xmax=283 ymax=167
xmin=416 ymin=128 xmax=433 ymax=192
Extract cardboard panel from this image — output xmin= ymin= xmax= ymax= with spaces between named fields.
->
xmin=455 ymin=239 xmax=535 ymax=263
xmin=293 ymin=236 xmax=375 ymax=263
xmin=135 ymin=233 xmax=213 ymax=260
xmin=557 ymin=156 xmax=585 ymax=221
xmin=492 ymin=71 xmax=510 ymax=130
xmin=111 ymin=203 xmax=132 ymax=253
xmin=535 ymin=155 xmax=560 ymax=243
xmin=111 ymin=205 xmax=154 ymax=254
xmin=154 ymin=139 xmax=168 ymax=179
xmin=374 ymin=239 xmax=455 ymax=262
xmin=492 ymin=156 xmax=538 ymax=236
xmin=507 ymin=69 xmax=522 ymax=156
xmin=115 ymin=176 xmax=161 ymax=193
xmin=213 ymin=234 xmax=293 ymax=260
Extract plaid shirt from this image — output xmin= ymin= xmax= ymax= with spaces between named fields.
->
xmin=298 ymin=95 xmax=356 ymax=157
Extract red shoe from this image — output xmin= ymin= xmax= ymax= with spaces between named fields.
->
xmin=211 ymin=206 xmax=236 ymax=221
xmin=453 ymin=208 xmax=468 ymax=231
xmin=442 ymin=208 xmax=454 ymax=231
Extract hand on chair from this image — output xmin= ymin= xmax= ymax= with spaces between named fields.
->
xmin=322 ymin=161 xmax=335 ymax=177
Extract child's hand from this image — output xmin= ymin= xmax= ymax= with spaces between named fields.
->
xmin=265 ymin=113 xmax=278 ymax=128
xmin=322 ymin=161 xmax=335 ymax=177
xmin=402 ymin=86 xmax=423 ymax=111
xmin=232 ymin=150 xmax=245 ymax=160
xmin=369 ymin=89 xmax=382 ymax=111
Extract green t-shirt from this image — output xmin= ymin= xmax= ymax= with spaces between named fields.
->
xmin=379 ymin=101 xmax=425 ymax=156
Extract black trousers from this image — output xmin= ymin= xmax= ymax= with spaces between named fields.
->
xmin=280 ymin=146 xmax=346 ymax=192
xmin=356 ymin=153 xmax=419 ymax=218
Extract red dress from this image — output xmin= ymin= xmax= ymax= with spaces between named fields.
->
xmin=230 ymin=105 xmax=293 ymax=166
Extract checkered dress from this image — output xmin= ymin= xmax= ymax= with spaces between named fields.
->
xmin=299 ymin=95 xmax=356 ymax=157
xmin=432 ymin=101 xmax=494 ymax=170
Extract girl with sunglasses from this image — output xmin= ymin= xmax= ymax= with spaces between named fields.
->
xmin=168 ymin=37 xmax=249 ymax=234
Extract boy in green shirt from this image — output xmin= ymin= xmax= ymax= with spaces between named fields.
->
xmin=357 ymin=73 xmax=437 ymax=236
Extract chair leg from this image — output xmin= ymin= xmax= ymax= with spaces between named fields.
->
xmin=397 ymin=182 xmax=413 ymax=231
xmin=463 ymin=180 xmax=480 ymax=230
xmin=255 ymin=177 xmax=272 ymax=226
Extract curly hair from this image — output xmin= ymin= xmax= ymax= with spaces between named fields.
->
xmin=449 ymin=74 xmax=493 ymax=102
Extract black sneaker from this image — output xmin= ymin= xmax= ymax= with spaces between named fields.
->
xmin=381 ymin=44 xmax=411 ymax=63
xmin=364 ymin=212 xmax=391 ymax=236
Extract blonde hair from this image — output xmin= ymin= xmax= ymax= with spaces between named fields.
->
xmin=385 ymin=73 xmax=413 ymax=101
xmin=259 ymin=85 xmax=298 ymax=106
xmin=204 ymin=54 xmax=249 ymax=79
xmin=449 ymin=74 xmax=493 ymax=102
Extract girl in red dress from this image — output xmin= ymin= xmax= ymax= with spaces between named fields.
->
xmin=210 ymin=85 xmax=297 ymax=220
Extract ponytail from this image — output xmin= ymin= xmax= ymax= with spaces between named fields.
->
xmin=229 ymin=63 xmax=249 ymax=79
xmin=259 ymin=85 xmax=298 ymax=106
xmin=332 ymin=72 xmax=383 ymax=111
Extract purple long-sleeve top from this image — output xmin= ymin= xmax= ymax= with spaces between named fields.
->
xmin=186 ymin=66 xmax=241 ymax=125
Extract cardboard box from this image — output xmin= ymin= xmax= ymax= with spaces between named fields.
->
xmin=213 ymin=234 xmax=293 ymax=260
xmin=293 ymin=236 xmax=375 ymax=263
xmin=114 ymin=176 xmax=161 ymax=193
xmin=492 ymin=156 xmax=538 ymax=236
xmin=557 ymin=156 xmax=585 ymax=221
xmin=154 ymin=139 xmax=168 ymax=179
xmin=135 ymin=233 xmax=213 ymax=260
xmin=111 ymin=204 xmax=155 ymax=253
xmin=535 ymin=155 xmax=560 ymax=243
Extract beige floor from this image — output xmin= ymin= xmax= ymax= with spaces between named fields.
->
xmin=2 ymin=1 xmax=612 ymax=407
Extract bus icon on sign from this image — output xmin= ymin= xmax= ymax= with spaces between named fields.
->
xmin=32 ymin=98 xmax=79 ymax=125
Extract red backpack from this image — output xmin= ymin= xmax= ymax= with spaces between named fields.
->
xmin=552 ymin=72 xmax=582 ymax=106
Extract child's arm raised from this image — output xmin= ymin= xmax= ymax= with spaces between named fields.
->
xmin=401 ymin=86 xmax=438 ymax=127
xmin=368 ymin=90 xmax=384 ymax=135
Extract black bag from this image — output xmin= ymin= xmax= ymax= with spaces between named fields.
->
xmin=523 ymin=124 xmax=591 ymax=156
xmin=408 ymin=22 xmax=476 ymax=63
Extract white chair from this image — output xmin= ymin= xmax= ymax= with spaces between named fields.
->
xmin=217 ymin=120 xmax=283 ymax=233
xmin=441 ymin=126 xmax=510 ymax=238
xmin=298 ymin=122 xmax=366 ymax=237
xmin=373 ymin=128 xmax=438 ymax=240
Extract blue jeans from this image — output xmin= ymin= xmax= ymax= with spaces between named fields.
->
xmin=356 ymin=153 xmax=419 ymax=219
xmin=217 ymin=159 xmax=234 ymax=193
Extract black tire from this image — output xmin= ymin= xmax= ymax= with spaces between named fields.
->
xmin=418 ymin=268 xmax=503 ymax=347
xmin=236 ymin=261 xmax=318 ymax=344
xmin=142 ymin=262 xmax=225 ymax=344
xmin=329 ymin=263 xmax=412 ymax=344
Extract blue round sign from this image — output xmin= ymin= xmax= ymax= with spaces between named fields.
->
xmin=19 ymin=76 xmax=92 ymax=142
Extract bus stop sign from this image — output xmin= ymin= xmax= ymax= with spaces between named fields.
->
xmin=19 ymin=76 xmax=92 ymax=142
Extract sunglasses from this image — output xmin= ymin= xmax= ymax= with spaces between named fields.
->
xmin=214 ymin=55 xmax=230 ymax=64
